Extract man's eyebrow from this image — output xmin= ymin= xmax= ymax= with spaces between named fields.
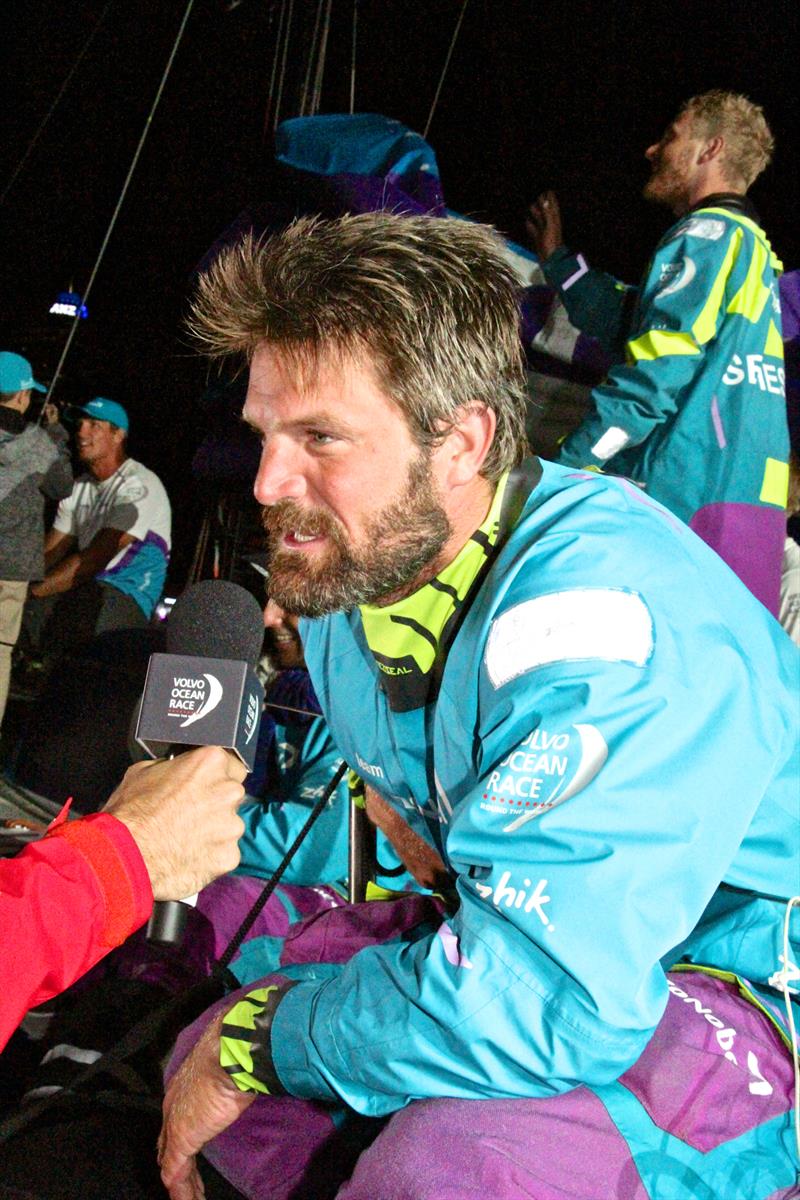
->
xmin=240 ymin=409 xmax=356 ymax=439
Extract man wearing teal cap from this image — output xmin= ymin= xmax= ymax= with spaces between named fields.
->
xmin=0 ymin=350 xmax=47 ymax=397
xmin=27 ymin=395 xmax=171 ymax=655
xmin=0 ymin=351 xmax=73 ymax=725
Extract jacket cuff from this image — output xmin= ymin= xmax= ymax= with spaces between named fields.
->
xmin=45 ymin=813 xmax=153 ymax=946
xmin=541 ymin=244 xmax=582 ymax=289
xmin=220 ymin=982 xmax=298 ymax=1094
xmin=269 ymin=979 xmax=340 ymax=1102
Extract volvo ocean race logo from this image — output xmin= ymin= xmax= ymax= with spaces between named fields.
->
xmin=479 ymin=723 xmax=608 ymax=832
xmin=657 ymin=256 xmax=696 ymax=296
xmin=168 ymin=673 xmax=224 ymax=727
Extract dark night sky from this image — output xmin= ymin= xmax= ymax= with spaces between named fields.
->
xmin=2 ymin=0 xmax=798 ymax=583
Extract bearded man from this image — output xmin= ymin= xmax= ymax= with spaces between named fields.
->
xmin=528 ymin=91 xmax=790 ymax=617
xmin=157 ymin=213 xmax=798 ymax=1200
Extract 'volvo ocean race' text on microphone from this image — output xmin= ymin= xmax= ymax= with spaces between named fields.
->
xmin=135 ymin=579 xmax=265 ymax=943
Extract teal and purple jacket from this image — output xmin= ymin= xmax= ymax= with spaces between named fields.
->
xmin=245 ymin=461 xmax=798 ymax=1115
xmin=546 ymin=200 xmax=790 ymax=615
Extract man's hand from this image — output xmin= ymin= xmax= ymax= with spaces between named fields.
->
xmin=158 ymin=1013 xmax=255 ymax=1200
xmin=42 ymin=402 xmax=60 ymax=426
xmin=526 ymin=190 xmax=564 ymax=262
xmin=32 ymin=528 xmax=136 ymax=598
xmin=104 ymin=746 xmax=247 ymax=899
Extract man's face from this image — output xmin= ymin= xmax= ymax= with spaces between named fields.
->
xmin=263 ymin=600 xmax=304 ymax=670
xmin=244 ymin=347 xmax=453 ymax=617
xmin=76 ymin=417 xmax=122 ymax=466
xmin=643 ymin=111 xmax=703 ymax=213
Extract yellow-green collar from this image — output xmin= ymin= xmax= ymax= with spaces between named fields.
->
xmin=360 ymin=472 xmax=509 ymax=711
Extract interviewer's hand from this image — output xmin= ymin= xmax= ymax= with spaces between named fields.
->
xmin=158 ymin=1012 xmax=254 ymax=1200
xmin=526 ymin=190 xmax=564 ymax=262
xmin=103 ymin=746 xmax=246 ymax=900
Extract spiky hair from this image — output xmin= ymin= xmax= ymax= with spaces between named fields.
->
xmin=681 ymin=90 xmax=774 ymax=188
xmin=188 ymin=212 xmax=529 ymax=481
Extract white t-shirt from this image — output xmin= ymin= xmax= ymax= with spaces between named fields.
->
xmin=54 ymin=458 xmax=172 ymax=616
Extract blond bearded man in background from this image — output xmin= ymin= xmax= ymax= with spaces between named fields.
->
xmin=528 ymin=91 xmax=790 ymax=617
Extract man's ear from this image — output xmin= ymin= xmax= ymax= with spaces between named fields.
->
xmin=698 ymin=134 xmax=724 ymax=165
xmin=439 ymin=405 xmax=497 ymax=488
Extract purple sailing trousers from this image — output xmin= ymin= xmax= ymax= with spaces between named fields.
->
xmin=164 ymin=879 xmax=798 ymax=1200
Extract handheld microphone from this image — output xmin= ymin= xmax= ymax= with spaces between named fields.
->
xmin=135 ymin=579 xmax=265 ymax=944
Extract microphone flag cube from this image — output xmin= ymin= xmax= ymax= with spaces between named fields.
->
xmin=136 ymin=653 xmax=264 ymax=770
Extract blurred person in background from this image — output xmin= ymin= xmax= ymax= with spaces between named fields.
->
xmin=528 ymin=91 xmax=790 ymax=616
xmin=0 ymin=351 xmax=72 ymax=726
xmin=24 ymin=397 xmax=171 ymax=663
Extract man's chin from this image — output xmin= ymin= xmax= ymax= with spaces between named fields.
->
xmin=642 ymin=179 xmax=662 ymax=203
xmin=643 ymin=177 xmax=685 ymax=212
xmin=266 ymin=560 xmax=347 ymax=619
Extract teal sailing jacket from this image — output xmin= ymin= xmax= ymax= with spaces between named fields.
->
xmin=259 ymin=461 xmax=798 ymax=1116
xmin=547 ymin=206 xmax=790 ymax=613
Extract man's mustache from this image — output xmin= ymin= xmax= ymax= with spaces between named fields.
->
xmin=262 ymin=500 xmax=341 ymax=541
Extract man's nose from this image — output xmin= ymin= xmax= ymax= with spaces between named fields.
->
xmin=263 ymin=599 xmax=286 ymax=629
xmin=253 ymin=439 xmax=307 ymax=506
xmin=645 ymin=141 xmax=659 ymax=162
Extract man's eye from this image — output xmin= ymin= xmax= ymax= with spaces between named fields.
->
xmin=309 ymin=431 xmax=335 ymax=446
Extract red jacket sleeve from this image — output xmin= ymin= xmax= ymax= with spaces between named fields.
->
xmin=0 ymin=812 xmax=153 ymax=1049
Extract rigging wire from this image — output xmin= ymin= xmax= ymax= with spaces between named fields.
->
xmin=310 ymin=0 xmax=333 ymax=116
xmin=299 ymin=0 xmax=325 ymax=117
xmin=0 ymin=0 xmax=116 ymax=209
xmin=272 ymin=0 xmax=295 ymax=132
xmin=261 ymin=0 xmax=288 ymax=145
xmin=349 ymin=0 xmax=359 ymax=115
xmin=42 ymin=0 xmax=197 ymax=409
xmin=423 ymin=0 xmax=470 ymax=141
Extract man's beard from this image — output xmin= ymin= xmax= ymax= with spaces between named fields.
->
xmin=262 ymin=453 xmax=452 ymax=617
xmin=642 ymin=153 xmax=691 ymax=211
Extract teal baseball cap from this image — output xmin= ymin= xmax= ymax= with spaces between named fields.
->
xmin=0 ymin=351 xmax=46 ymax=394
xmin=74 ymin=396 xmax=129 ymax=432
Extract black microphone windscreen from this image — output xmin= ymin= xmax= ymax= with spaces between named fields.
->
xmin=166 ymin=579 xmax=264 ymax=668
